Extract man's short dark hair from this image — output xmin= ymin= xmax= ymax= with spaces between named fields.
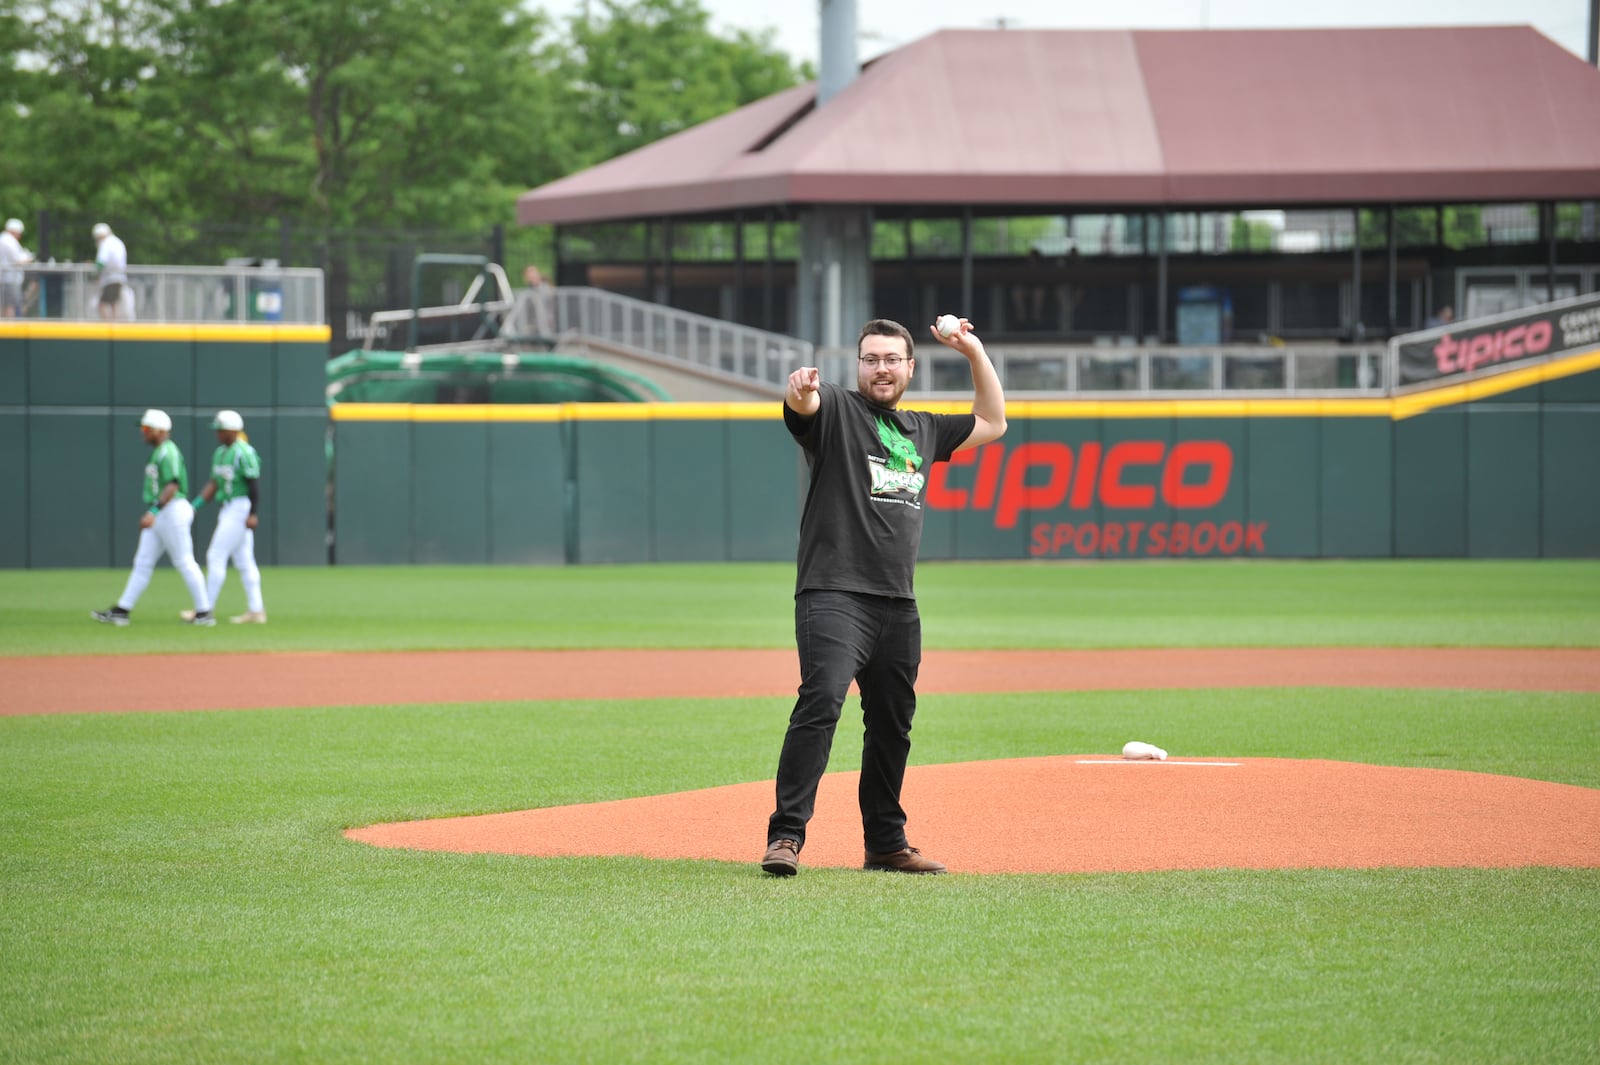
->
xmin=858 ymin=318 xmax=914 ymax=359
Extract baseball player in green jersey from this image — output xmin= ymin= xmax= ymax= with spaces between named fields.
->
xmin=92 ymin=409 xmax=215 ymax=626
xmin=183 ymin=410 xmax=267 ymax=624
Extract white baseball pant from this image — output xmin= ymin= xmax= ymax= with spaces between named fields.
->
xmin=116 ymin=499 xmax=210 ymax=612
xmin=206 ymin=497 xmax=264 ymax=613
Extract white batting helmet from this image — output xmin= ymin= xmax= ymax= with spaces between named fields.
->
xmin=140 ymin=409 xmax=172 ymax=432
xmin=212 ymin=410 xmax=244 ymax=431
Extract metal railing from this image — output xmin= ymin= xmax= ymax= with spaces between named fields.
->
xmin=361 ymin=262 xmax=517 ymax=352
xmin=355 ymin=280 xmax=1396 ymax=398
xmin=548 ymin=287 xmax=815 ymax=389
xmin=2 ymin=262 xmax=325 ymax=324
xmin=816 ymin=343 xmax=1390 ymax=398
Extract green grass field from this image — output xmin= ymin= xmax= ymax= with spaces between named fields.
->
xmin=3 ymin=560 xmax=1598 ymax=1063
xmin=5 ymin=558 xmax=1600 ymax=654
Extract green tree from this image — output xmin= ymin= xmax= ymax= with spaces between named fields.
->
xmin=1359 ymin=206 xmax=1486 ymax=249
xmin=137 ymin=0 xmax=571 ymax=232
xmin=1 ymin=0 xmax=812 ymax=267
xmin=0 ymin=0 xmax=162 ymax=229
xmin=554 ymin=0 xmax=808 ymax=169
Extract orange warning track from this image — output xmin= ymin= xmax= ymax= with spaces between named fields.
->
xmin=4 ymin=646 xmax=1598 ymax=716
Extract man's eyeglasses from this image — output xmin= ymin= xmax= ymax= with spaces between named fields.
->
xmin=859 ymin=356 xmax=907 ymax=369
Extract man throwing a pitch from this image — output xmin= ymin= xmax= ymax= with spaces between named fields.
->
xmin=762 ymin=316 xmax=1006 ymax=876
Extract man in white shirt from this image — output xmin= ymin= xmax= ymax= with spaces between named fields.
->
xmin=93 ymin=222 xmax=130 ymax=320
xmin=1 ymin=218 xmax=35 ymax=317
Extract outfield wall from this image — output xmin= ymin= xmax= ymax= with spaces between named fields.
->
xmin=0 ymin=323 xmax=331 ymax=569
xmin=6 ymin=324 xmax=1597 ymax=568
xmin=328 ymin=354 xmax=1600 ymax=564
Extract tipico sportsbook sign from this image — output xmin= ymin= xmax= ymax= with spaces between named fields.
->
xmin=1398 ymin=291 xmax=1600 ymax=384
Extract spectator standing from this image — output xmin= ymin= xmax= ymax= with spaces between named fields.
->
xmin=1 ymin=218 xmax=34 ymax=317
xmin=522 ymin=263 xmax=556 ymax=336
xmin=92 ymin=222 xmax=130 ymax=320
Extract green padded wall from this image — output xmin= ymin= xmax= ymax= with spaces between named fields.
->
xmin=1393 ymin=410 xmax=1468 ymax=557
xmin=0 ymin=413 xmax=25 ymax=566
xmin=1319 ymin=419 xmax=1393 ymax=557
xmin=276 ymin=342 xmax=330 ymax=406
xmin=272 ymin=413 xmax=329 ymax=565
xmin=725 ymin=419 xmax=802 ymax=563
xmin=487 ymin=422 xmax=566 ymax=564
xmin=333 ymin=420 xmax=412 ymax=564
xmin=0 ymin=337 xmax=23 ymax=401
xmin=1465 ymin=407 xmax=1541 ymax=558
xmin=651 ymin=420 xmax=729 ymax=562
xmin=195 ymin=341 xmax=275 ymax=410
xmin=1541 ymin=409 xmax=1600 ymax=557
xmin=1245 ymin=418 xmax=1321 ymax=557
xmin=112 ymin=340 xmax=193 ymax=409
xmin=572 ymin=418 xmax=652 ymax=563
xmin=29 ymin=338 xmax=111 ymax=405
xmin=413 ymin=422 xmax=490 ymax=564
xmin=29 ymin=411 xmax=112 ymax=567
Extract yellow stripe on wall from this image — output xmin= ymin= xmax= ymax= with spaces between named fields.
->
xmin=267 ymin=343 xmax=1600 ymax=424
xmin=0 ymin=321 xmax=330 ymax=343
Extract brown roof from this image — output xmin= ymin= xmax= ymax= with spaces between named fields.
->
xmin=517 ymin=26 xmax=1600 ymax=225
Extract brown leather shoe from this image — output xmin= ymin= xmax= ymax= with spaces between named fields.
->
xmin=761 ymin=838 xmax=800 ymax=877
xmin=863 ymin=846 xmax=947 ymax=874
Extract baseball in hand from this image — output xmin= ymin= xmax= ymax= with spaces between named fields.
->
xmin=936 ymin=314 xmax=960 ymax=338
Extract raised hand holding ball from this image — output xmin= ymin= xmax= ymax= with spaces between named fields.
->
xmin=935 ymin=314 xmax=961 ymax=338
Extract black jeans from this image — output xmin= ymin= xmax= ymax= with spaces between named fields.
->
xmin=768 ymin=589 xmax=922 ymax=854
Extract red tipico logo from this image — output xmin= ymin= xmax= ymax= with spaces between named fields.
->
xmin=1433 ymin=320 xmax=1553 ymax=374
xmin=927 ymin=440 xmax=1266 ymax=557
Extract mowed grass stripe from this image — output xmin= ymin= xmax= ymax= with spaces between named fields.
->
xmin=2 ymin=688 xmax=1598 ymax=1063
xmin=5 ymin=559 xmax=1599 ymax=655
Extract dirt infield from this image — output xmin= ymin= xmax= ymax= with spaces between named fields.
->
xmin=11 ymin=646 xmax=1600 ymax=874
xmin=5 ymin=646 xmax=1599 ymax=716
xmin=348 ymin=756 xmax=1600 ymax=874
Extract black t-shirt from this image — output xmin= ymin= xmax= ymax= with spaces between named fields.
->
xmin=785 ymin=380 xmax=976 ymax=599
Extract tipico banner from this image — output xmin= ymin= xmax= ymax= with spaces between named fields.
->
xmin=1397 ymin=291 xmax=1600 ymax=385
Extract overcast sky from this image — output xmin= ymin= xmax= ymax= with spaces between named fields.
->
xmin=548 ymin=1 xmax=1595 ymax=64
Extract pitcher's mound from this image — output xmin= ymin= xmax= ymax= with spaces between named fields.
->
xmin=347 ymin=757 xmax=1600 ymax=874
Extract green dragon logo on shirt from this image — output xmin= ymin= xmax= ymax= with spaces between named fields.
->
xmin=876 ymin=418 xmax=923 ymax=473
xmin=870 ymin=417 xmax=926 ymax=497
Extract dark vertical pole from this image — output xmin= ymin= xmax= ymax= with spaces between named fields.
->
xmin=1589 ymin=0 xmax=1598 ymax=65
xmin=643 ymin=220 xmax=654 ymax=301
xmin=732 ymin=211 xmax=745 ymax=326
xmin=960 ymin=207 xmax=973 ymax=317
xmin=1545 ymin=201 xmax=1558 ymax=303
xmin=1386 ymin=204 xmax=1397 ymax=335
xmin=1155 ymin=213 xmax=1168 ymax=342
xmin=1351 ymin=208 xmax=1363 ymax=340
xmin=490 ymin=223 xmax=505 ymax=271
xmin=662 ymin=217 xmax=674 ymax=308
xmin=762 ymin=211 xmax=775 ymax=332
xmin=904 ymin=215 xmax=915 ymax=323
xmin=552 ymin=225 xmax=563 ymax=286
